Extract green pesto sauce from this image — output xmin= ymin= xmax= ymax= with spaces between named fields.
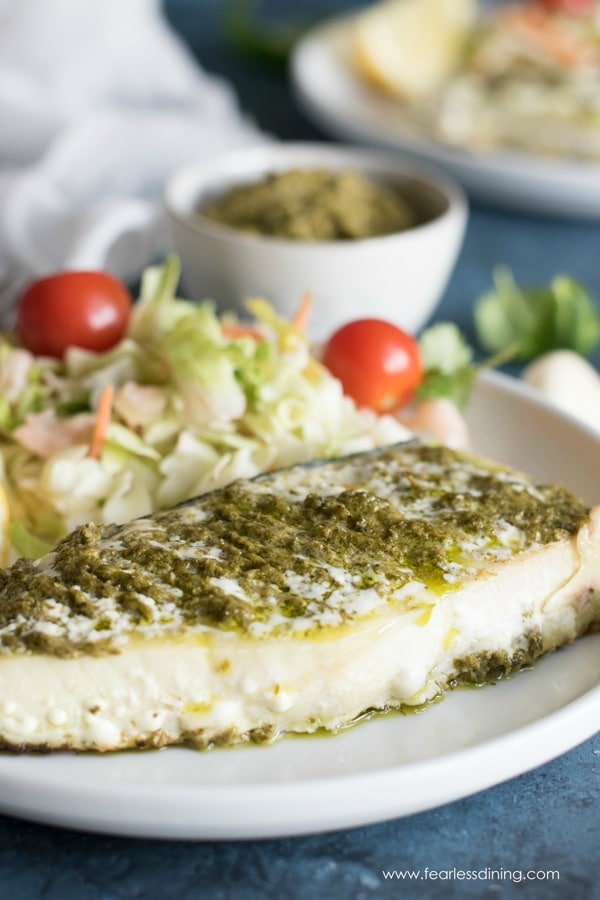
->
xmin=199 ymin=168 xmax=414 ymax=241
xmin=0 ymin=443 xmax=589 ymax=656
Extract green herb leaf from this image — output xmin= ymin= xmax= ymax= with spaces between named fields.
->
xmin=416 ymin=269 xmax=599 ymax=411
xmin=474 ymin=266 xmax=600 ymax=360
xmin=419 ymin=322 xmax=474 ymax=373
xmin=417 ymin=367 xmax=475 ymax=410
xmin=417 ymin=323 xmax=475 ymax=409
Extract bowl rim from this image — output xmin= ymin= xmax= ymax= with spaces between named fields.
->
xmin=164 ymin=141 xmax=468 ymax=252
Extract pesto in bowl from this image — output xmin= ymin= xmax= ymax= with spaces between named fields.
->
xmin=199 ymin=167 xmax=415 ymax=241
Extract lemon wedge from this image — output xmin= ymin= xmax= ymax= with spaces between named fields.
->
xmin=0 ymin=482 xmax=10 ymax=568
xmin=353 ymin=0 xmax=476 ymax=100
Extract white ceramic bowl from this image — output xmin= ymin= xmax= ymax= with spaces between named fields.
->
xmin=164 ymin=143 xmax=467 ymax=339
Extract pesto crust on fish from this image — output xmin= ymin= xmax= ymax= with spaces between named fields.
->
xmin=0 ymin=441 xmax=599 ymax=752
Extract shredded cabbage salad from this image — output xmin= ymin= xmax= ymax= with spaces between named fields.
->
xmin=0 ymin=256 xmax=409 ymax=561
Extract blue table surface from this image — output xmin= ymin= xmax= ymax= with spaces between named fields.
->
xmin=2 ymin=3 xmax=599 ymax=898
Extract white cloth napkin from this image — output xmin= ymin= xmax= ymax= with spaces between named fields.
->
xmin=0 ymin=0 xmax=267 ymax=323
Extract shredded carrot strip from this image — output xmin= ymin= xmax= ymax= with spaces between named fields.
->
xmin=88 ymin=383 xmax=115 ymax=459
xmin=502 ymin=5 xmax=594 ymax=68
xmin=221 ymin=322 xmax=264 ymax=341
xmin=292 ymin=292 xmax=313 ymax=332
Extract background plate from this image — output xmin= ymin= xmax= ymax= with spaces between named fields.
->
xmin=0 ymin=371 xmax=599 ymax=840
xmin=291 ymin=18 xmax=600 ymax=219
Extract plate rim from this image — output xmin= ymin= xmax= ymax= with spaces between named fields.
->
xmin=0 ymin=663 xmax=598 ymax=840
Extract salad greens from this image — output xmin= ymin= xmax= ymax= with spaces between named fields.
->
xmin=0 ymin=256 xmax=407 ymax=561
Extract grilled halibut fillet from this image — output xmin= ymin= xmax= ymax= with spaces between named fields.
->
xmin=0 ymin=441 xmax=599 ymax=752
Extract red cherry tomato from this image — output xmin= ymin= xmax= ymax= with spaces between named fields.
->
xmin=321 ymin=318 xmax=422 ymax=413
xmin=16 ymin=271 xmax=132 ymax=358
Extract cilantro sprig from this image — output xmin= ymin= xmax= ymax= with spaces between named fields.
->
xmin=417 ymin=267 xmax=600 ymax=410
xmin=474 ymin=266 xmax=600 ymax=360
xmin=416 ymin=323 xmax=515 ymax=409
xmin=417 ymin=323 xmax=476 ymax=409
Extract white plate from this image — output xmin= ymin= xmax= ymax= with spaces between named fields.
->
xmin=0 ymin=370 xmax=599 ymax=840
xmin=291 ymin=17 xmax=600 ymax=218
